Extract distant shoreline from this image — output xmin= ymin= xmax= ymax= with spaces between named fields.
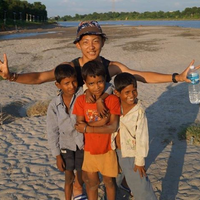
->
xmin=0 ymin=22 xmax=60 ymax=35
xmin=1 ymin=20 xmax=200 ymax=41
xmin=1 ymin=19 xmax=200 ymax=36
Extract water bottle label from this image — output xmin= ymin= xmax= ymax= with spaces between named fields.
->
xmin=187 ymin=73 xmax=199 ymax=84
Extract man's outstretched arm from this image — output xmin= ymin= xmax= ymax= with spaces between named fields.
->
xmin=0 ymin=53 xmax=55 ymax=84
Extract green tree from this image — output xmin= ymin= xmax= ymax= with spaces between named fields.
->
xmin=0 ymin=0 xmax=47 ymax=22
xmin=58 ymin=7 xmax=200 ymax=21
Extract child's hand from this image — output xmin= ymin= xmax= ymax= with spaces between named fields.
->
xmin=134 ymin=164 xmax=147 ymax=178
xmin=85 ymin=89 xmax=109 ymax=117
xmin=99 ymin=113 xmax=110 ymax=125
xmin=56 ymin=155 xmax=65 ymax=172
xmin=0 ymin=53 xmax=10 ymax=80
xmin=96 ymin=98 xmax=109 ymax=118
xmin=75 ymin=122 xmax=87 ymax=133
xmin=85 ymin=89 xmax=96 ymax=103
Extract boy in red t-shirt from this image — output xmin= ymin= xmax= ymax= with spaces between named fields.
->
xmin=73 ymin=60 xmax=121 ymax=200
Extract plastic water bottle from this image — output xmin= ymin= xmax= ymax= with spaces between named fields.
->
xmin=187 ymin=65 xmax=200 ymax=104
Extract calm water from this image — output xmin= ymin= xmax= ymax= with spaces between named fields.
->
xmin=1 ymin=20 xmax=200 ymax=40
xmin=59 ymin=20 xmax=200 ymax=29
xmin=0 ymin=31 xmax=57 ymax=40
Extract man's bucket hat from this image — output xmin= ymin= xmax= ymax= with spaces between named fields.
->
xmin=73 ymin=21 xmax=107 ymax=44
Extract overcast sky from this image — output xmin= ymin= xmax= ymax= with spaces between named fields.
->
xmin=27 ymin=0 xmax=200 ymax=17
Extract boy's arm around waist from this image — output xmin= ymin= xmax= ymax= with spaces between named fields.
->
xmin=87 ymin=113 xmax=119 ymax=133
xmin=75 ymin=114 xmax=119 ymax=134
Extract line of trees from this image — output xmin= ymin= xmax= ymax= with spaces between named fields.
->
xmin=58 ymin=7 xmax=200 ymax=21
xmin=0 ymin=0 xmax=47 ymax=24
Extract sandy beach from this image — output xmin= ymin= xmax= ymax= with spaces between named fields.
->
xmin=0 ymin=24 xmax=200 ymax=200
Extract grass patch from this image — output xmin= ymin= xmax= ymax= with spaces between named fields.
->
xmin=0 ymin=76 xmax=4 ymax=81
xmin=178 ymin=123 xmax=200 ymax=145
xmin=26 ymin=100 xmax=51 ymax=117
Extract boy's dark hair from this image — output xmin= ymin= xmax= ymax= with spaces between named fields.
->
xmin=82 ymin=61 xmax=106 ymax=81
xmin=114 ymin=72 xmax=137 ymax=92
xmin=54 ymin=64 xmax=77 ymax=83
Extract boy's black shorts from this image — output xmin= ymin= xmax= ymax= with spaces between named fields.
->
xmin=60 ymin=147 xmax=84 ymax=171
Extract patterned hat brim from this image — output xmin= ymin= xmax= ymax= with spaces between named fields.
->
xmin=73 ymin=32 xmax=107 ymax=44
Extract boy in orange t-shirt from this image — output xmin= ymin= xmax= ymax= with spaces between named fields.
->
xmin=73 ymin=60 xmax=120 ymax=200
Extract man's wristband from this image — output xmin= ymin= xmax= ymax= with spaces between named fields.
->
xmin=172 ymin=73 xmax=179 ymax=83
xmin=9 ymin=73 xmax=18 ymax=82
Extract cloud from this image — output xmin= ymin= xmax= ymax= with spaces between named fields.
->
xmin=30 ymin=0 xmax=200 ymax=17
xmin=61 ymin=0 xmax=69 ymax=3
xmin=174 ymin=2 xmax=181 ymax=7
xmin=59 ymin=0 xmax=73 ymax=5
xmin=103 ymin=0 xmax=123 ymax=3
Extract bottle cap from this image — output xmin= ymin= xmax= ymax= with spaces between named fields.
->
xmin=190 ymin=65 xmax=195 ymax=69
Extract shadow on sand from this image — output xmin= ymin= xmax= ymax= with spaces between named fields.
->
xmin=145 ymin=82 xmax=200 ymax=200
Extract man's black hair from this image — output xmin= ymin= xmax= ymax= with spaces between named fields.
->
xmin=54 ymin=64 xmax=77 ymax=83
xmin=114 ymin=72 xmax=137 ymax=92
xmin=81 ymin=60 xmax=106 ymax=81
